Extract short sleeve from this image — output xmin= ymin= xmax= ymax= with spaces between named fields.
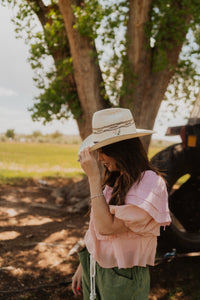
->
xmin=125 ymin=171 xmax=171 ymax=225
xmin=109 ymin=204 xmax=160 ymax=236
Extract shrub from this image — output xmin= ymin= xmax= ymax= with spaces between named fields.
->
xmin=5 ymin=129 xmax=15 ymax=139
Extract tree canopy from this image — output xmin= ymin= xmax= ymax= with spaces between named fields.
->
xmin=2 ymin=0 xmax=200 ymax=147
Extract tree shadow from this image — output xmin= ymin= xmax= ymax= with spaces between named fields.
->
xmin=0 ymin=182 xmax=88 ymax=299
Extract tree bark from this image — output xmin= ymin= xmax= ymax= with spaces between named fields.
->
xmin=120 ymin=0 xmax=191 ymax=149
xmin=58 ymin=0 xmax=110 ymax=139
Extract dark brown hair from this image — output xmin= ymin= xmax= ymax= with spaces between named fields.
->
xmin=101 ymin=137 xmax=160 ymax=205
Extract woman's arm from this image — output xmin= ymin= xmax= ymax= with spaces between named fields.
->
xmin=79 ymin=148 xmax=129 ymax=235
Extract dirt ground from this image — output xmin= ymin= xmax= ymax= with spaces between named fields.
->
xmin=0 ymin=179 xmax=199 ymax=300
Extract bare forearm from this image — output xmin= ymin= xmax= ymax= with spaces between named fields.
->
xmin=89 ymin=177 xmax=114 ymax=234
xmin=88 ymin=177 xmax=128 ymax=235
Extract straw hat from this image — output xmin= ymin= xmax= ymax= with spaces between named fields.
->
xmin=78 ymin=108 xmax=154 ymax=154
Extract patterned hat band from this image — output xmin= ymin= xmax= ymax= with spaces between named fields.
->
xmin=92 ymin=119 xmax=135 ymax=135
xmin=78 ymin=108 xmax=154 ymax=154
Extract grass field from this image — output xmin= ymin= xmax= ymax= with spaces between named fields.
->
xmin=0 ymin=141 xmax=167 ymax=184
xmin=0 ymin=142 xmax=83 ymax=184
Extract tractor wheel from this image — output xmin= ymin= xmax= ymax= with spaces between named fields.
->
xmin=151 ymin=143 xmax=200 ymax=251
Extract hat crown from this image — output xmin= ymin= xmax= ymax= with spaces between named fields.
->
xmin=92 ymin=108 xmax=136 ymax=134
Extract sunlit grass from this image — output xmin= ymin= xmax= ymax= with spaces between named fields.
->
xmin=0 ymin=141 xmax=166 ymax=185
xmin=0 ymin=142 xmax=80 ymax=167
xmin=0 ymin=142 xmax=83 ymax=184
xmin=148 ymin=146 xmax=163 ymax=159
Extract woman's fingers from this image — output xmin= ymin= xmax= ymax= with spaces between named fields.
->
xmin=80 ymin=147 xmax=91 ymax=160
xmin=76 ymin=276 xmax=82 ymax=295
xmin=78 ymin=147 xmax=100 ymax=178
xmin=72 ymin=269 xmax=82 ymax=296
xmin=71 ymin=277 xmax=77 ymax=295
xmin=76 ymin=284 xmax=82 ymax=296
xmin=72 ymin=283 xmax=82 ymax=296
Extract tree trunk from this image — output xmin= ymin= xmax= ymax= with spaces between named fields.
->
xmin=120 ymin=0 xmax=191 ymax=150
xmin=58 ymin=0 xmax=110 ymax=139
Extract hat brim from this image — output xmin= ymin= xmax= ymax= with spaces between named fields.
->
xmin=78 ymin=129 xmax=155 ymax=154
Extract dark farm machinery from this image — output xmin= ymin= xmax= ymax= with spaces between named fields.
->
xmin=151 ymin=94 xmax=200 ymax=251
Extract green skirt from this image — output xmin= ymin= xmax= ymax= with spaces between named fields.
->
xmin=78 ymin=248 xmax=150 ymax=300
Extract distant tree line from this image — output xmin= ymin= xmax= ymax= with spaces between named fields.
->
xmin=1 ymin=129 xmax=81 ymax=144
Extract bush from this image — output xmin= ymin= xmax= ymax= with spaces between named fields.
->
xmin=50 ymin=131 xmax=63 ymax=139
xmin=32 ymin=131 xmax=43 ymax=138
xmin=5 ymin=129 xmax=15 ymax=139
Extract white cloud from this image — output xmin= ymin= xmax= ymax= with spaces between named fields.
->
xmin=0 ymin=86 xmax=17 ymax=97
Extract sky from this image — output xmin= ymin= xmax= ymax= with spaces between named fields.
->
xmin=0 ymin=4 xmax=186 ymax=142
xmin=0 ymin=4 xmax=79 ymax=136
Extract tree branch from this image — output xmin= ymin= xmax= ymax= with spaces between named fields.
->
xmin=26 ymin=0 xmax=59 ymax=26
xmin=126 ymin=0 xmax=153 ymax=74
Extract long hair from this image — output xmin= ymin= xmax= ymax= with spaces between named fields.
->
xmin=101 ymin=137 xmax=159 ymax=205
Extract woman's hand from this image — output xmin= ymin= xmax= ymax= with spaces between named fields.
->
xmin=79 ymin=147 xmax=100 ymax=179
xmin=72 ymin=263 xmax=83 ymax=296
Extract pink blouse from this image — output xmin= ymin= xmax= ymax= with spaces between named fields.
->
xmin=85 ymin=170 xmax=171 ymax=269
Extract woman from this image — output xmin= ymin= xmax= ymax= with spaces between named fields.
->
xmin=72 ymin=108 xmax=171 ymax=300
